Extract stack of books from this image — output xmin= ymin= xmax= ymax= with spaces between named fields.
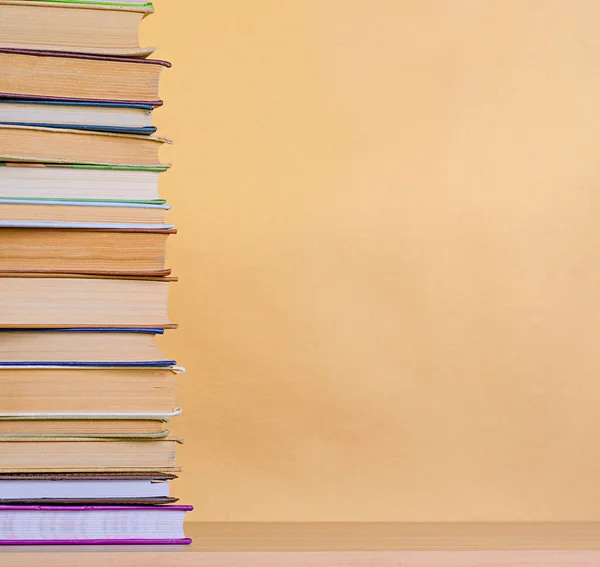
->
xmin=0 ymin=0 xmax=191 ymax=545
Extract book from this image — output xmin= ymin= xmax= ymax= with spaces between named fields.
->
xmin=0 ymin=408 xmax=181 ymax=437
xmin=0 ymin=125 xmax=169 ymax=167
xmin=0 ymin=418 xmax=169 ymax=436
xmin=0 ymin=100 xmax=156 ymax=135
xmin=0 ymin=471 xmax=178 ymax=504
xmin=0 ymin=328 xmax=173 ymax=365
xmin=0 ymin=274 xmax=174 ymax=328
xmin=0 ymin=471 xmax=176 ymax=480
xmin=0 ymin=1 xmax=154 ymax=57
xmin=0 ymin=365 xmax=183 ymax=414
xmin=0 ymin=474 xmax=172 ymax=501
xmin=0 ymin=164 xmax=165 ymax=203
xmin=0 ymin=228 xmax=173 ymax=275
xmin=0 ymin=49 xmax=170 ymax=106
xmin=0 ymin=438 xmax=182 ymax=471
xmin=0 ymin=200 xmax=169 ymax=226
xmin=0 ymin=505 xmax=192 ymax=544
xmin=0 ymin=430 xmax=168 ymax=440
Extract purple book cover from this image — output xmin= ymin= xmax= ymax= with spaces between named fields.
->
xmin=0 ymin=505 xmax=193 ymax=546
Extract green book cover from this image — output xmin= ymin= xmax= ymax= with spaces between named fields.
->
xmin=0 ymin=164 xmax=168 ymax=173
xmin=70 ymin=165 xmax=167 ymax=172
xmin=0 ymin=431 xmax=168 ymax=440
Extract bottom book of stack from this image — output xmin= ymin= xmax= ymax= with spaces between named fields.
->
xmin=0 ymin=505 xmax=192 ymax=545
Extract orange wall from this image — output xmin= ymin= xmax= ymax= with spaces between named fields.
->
xmin=143 ymin=1 xmax=600 ymax=521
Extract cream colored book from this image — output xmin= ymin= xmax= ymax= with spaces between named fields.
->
xmin=0 ymin=329 xmax=170 ymax=363
xmin=0 ymin=50 xmax=170 ymax=106
xmin=0 ymin=200 xmax=168 ymax=225
xmin=0 ymin=274 xmax=175 ymax=328
xmin=0 ymin=164 xmax=164 ymax=202
xmin=0 ymin=126 xmax=169 ymax=167
xmin=0 ymin=420 xmax=168 ymax=436
xmin=0 ymin=366 xmax=183 ymax=413
xmin=0 ymin=408 xmax=181 ymax=437
xmin=0 ymin=228 xmax=173 ymax=276
xmin=0 ymin=1 xmax=154 ymax=57
xmin=0 ymin=437 xmax=182 ymax=472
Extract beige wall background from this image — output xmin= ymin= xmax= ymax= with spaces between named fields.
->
xmin=142 ymin=1 xmax=600 ymax=521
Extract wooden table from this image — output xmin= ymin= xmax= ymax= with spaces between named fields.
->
xmin=3 ymin=522 xmax=600 ymax=566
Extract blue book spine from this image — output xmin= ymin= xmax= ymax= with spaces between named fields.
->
xmin=0 ymin=122 xmax=157 ymax=136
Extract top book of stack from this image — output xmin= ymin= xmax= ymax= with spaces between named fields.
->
xmin=1 ymin=0 xmax=155 ymax=57
xmin=0 ymin=0 xmax=169 ymax=106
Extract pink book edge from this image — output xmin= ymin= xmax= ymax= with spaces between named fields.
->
xmin=0 ymin=538 xmax=192 ymax=545
xmin=0 ymin=505 xmax=193 ymax=511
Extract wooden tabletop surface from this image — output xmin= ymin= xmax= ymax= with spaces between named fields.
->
xmin=3 ymin=522 xmax=600 ymax=566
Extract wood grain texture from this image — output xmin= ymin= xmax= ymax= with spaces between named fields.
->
xmin=3 ymin=550 xmax=600 ymax=567
xmin=188 ymin=522 xmax=600 ymax=551
xmin=2 ymin=523 xmax=600 ymax=566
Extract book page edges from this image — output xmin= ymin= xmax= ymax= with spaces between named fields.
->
xmin=0 ymin=436 xmax=183 ymax=443
xmin=0 ymin=467 xmax=182 ymax=472
xmin=0 ymin=408 xmax=183 ymax=420
xmin=0 ymin=1 xmax=154 ymax=15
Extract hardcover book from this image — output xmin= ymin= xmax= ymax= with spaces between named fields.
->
xmin=0 ymin=274 xmax=175 ymax=328
xmin=0 ymin=200 xmax=170 ymax=227
xmin=0 ymin=49 xmax=171 ymax=106
xmin=0 ymin=163 xmax=166 ymax=203
xmin=0 ymin=328 xmax=174 ymax=365
xmin=0 ymin=100 xmax=156 ymax=135
xmin=0 ymin=408 xmax=182 ymax=437
xmin=0 ymin=228 xmax=174 ymax=275
xmin=0 ymin=365 xmax=184 ymax=414
xmin=0 ymin=125 xmax=169 ymax=167
xmin=0 ymin=1 xmax=154 ymax=57
xmin=0 ymin=437 xmax=182 ymax=472
xmin=0 ymin=472 xmax=178 ymax=505
xmin=0 ymin=505 xmax=192 ymax=544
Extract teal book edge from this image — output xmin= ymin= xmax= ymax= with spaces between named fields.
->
xmin=0 ymin=197 xmax=166 ymax=205
xmin=0 ymin=164 xmax=168 ymax=172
